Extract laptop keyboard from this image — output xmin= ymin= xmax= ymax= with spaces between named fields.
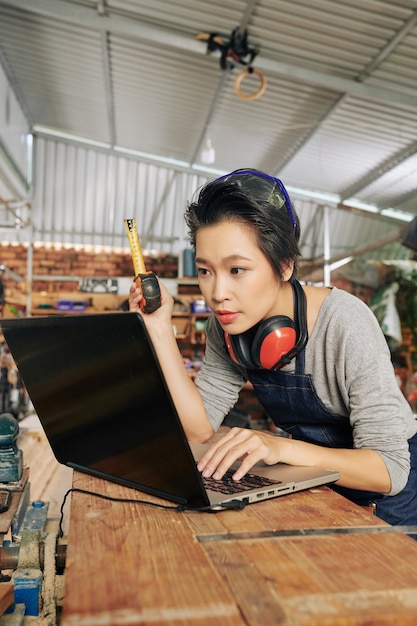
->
xmin=202 ymin=469 xmax=280 ymax=494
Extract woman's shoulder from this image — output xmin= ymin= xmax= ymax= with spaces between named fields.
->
xmin=319 ymin=286 xmax=374 ymax=317
xmin=312 ymin=286 xmax=382 ymax=338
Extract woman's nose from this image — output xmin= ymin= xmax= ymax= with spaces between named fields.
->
xmin=211 ymin=276 xmax=229 ymax=303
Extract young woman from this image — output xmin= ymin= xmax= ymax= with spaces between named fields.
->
xmin=129 ymin=168 xmax=417 ymax=530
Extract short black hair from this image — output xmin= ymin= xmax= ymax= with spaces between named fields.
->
xmin=185 ymin=169 xmax=301 ymax=280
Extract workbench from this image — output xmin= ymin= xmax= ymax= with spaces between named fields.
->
xmin=62 ymin=470 xmax=417 ymax=626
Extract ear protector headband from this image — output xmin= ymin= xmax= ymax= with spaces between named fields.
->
xmin=224 ymin=280 xmax=308 ymax=370
xmin=211 ymin=169 xmax=297 ymax=234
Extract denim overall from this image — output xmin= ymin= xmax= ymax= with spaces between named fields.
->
xmin=247 ymin=349 xmax=417 ymax=534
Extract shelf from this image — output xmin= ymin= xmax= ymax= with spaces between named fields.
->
xmin=172 ymin=311 xmax=210 ymax=317
xmin=176 ymin=278 xmax=199 ymax=284
xmin=29 ymin=292 xmax=127 ymax=316
xmin=30 ymin=307 xmax=124 ymax=317
xmin=172 ymin=311 xmax=210 ymax=347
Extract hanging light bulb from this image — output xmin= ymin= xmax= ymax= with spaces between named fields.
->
xmin=200 ymin=137 xmax=216 ymax=165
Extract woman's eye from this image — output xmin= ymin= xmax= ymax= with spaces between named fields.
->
xmin=231 ymin=267 xmax=245 ymax=275
xmin=197 ymin=267 xmax=210 ymax=276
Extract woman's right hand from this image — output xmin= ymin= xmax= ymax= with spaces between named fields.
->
xmin=128 ymin=277 xmax=174 ymax=332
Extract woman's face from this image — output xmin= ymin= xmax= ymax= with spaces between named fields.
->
xmin=195 ymin=220 xmax=289 ymax=335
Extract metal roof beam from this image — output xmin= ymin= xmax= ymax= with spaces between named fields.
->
xmin=378 ymin=187 xmax=417 ymax=212
xmin=189 ymin=0 xmax=257 ymax=167
xmin=0 ymin=137 xmax=28 ymax=196
xmin=0 ymin=46 xmax=32 ymax=127
xmin=299 ymin=227 xmax=406 ymax=282
xmin=100 ymin=30 xmax=116 ymax=147
xmin=143 ymin=171 xmax=177 ymax=243
xmin=189 ymin=72 xmax=230 ymax=166
xmin=276 ymin=9 xmax=417 ymax=178
xmin=357 ymin=9 xmax=417 ymax=82
xmin=274 ymin=94 xmax=348 ymax=175
xmin=2 ymin=0 xmax=417 ymax=109
xmin=340 ymin=140 xmax=417 ymax=202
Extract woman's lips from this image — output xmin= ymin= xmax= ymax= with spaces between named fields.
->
xmin=215 ymin=310 xmax=239 ymax=324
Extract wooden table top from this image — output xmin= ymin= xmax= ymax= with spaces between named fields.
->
xmin=61 ymin=470 xmax=417 ymax=626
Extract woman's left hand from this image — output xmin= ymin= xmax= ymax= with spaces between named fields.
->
xmin=197 ymin=427 xmax=282 ymax=481
xmin=197 ymin=425 xmax=393 ymax=495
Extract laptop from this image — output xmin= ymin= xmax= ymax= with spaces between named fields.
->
xmin=1 ymin=313 xmax=339 ymax=510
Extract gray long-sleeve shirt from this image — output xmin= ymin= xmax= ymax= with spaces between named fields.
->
xmin=195 ymin=287 xmax=417 ymax=496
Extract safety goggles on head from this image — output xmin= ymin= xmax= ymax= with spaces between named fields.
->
xmin=211 ymin=169 xmax=297 ymax=234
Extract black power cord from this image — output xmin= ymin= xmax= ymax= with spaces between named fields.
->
xmin=59 ymin=488 xmax=246 ymax=537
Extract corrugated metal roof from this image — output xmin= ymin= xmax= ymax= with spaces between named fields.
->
xmin=0 ymin=0 xmax=416 ymax=281
xmin=26 ymin=136 xmax=407 ymax=281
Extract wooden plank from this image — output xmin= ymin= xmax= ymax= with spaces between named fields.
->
xmin=18 ymin=424 xmax=73 ymax=524
xmin=185 ymin=485 xmax=388 ymax=539
xmin=19 ymin=430 xmax=56 ymax=488
xmin=62 ymin=473 xmax=244 ymax=626
xmin=0 ymin=582 xmax=14 ymax=616
xmin=40 ymin=463 xmax=73 ymax=515
xmin=203 ymin=533 xmax=417 ymax=625
xmin=62 ymin=470 xmax=417 ymax=626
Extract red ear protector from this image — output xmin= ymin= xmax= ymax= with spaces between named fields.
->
xmin=224 ymin=280 xmax=308 ymax=370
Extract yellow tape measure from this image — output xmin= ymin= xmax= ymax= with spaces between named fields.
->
xmin=124 ymin=217 xmax=161 ymax=314
xmin=124 ymin=218 xmax=146 ymax=276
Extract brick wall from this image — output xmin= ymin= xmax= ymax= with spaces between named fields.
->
xmin=0 ymin=242 xmax=178 ymax=303
xmin=1 ymin=242 xmax=375 ymax=303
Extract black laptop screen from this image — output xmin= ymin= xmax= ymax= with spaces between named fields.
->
xmin=1 ymin=313 xmax=208 ymax=507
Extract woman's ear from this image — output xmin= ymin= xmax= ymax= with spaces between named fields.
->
xmin=281 ymin=259 xmax=295 ymax=281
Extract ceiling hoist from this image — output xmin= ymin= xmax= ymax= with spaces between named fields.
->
xmin=195 ymin=27 xmax=267 ymax=100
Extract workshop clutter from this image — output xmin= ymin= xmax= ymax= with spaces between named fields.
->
xmin=0 ymin=410 xmax=65 ymax=620
xmin=190 ymin=298 xmax=210 ymax=313
xmin=0 ymin=343 xmax=29 ymax=421
xmin=0 ymin=242 xmax=179 ymax=317
xmin=56 ymin=300 xmax=87 ymax=312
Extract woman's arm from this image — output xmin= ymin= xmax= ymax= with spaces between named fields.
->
xmin=197 ymin=427 xmax=391 ymax=493
xmin=129 ymin=280 xmax=214 ymax=442
xmin=310 ymin=288 xmax=413 ymax=495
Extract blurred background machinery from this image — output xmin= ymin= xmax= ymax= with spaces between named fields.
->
xmin=0 ymin=413 xmax=66 ymax=624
